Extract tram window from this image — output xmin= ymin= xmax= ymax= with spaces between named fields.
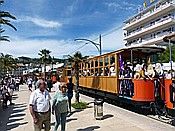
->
xmin=104 ymin=67 xmax=109 ymax=76
xmin=110 ymin=56 xmax=115 ymax=65
xmin=95 ymin=68 xmax=98 ymax=76
xmin=90 ymin=69 xmax=94 ymax=76
xmin=105 ymin=57 xmax=109 ymax=66
xmin=67 ymin=70 xmax=71 ymax=76
xmin=88 ymin=62 xmax=90 ymax=68
xmin=87 ymin=69 xmax=90 ymax=76
xmin=79 ymin=70 xmax=82 ymax=77
xmin=85 ymin=62 xmax=88 ymax=69
xmin=99 ymin=68 xmax=103 ymax=76
xmin=95 ymin=59 xmax=98 ymax=67
xmin=99 ymin=58 xmax=103 ymax=66
xmin=82 ymin=63 xmax=84 ymax=69
xmin=91 ymin=61 xmax=94 ymax=68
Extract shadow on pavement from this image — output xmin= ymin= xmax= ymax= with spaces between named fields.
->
xmin=51 ymin=117 xmax=78 ymax=127
xmin=67 ymin=109 xmax=84 ymax=117
xmin=10 ymin=113 xmax=26 ymax=118
xmin=102 ymin=114 xmax=114 ymax=120
xmin=66 ymin=118 xmax=78 ymax=123
xmin=7 ymin=122 xmax=28 ymax=130
xmin=12 ymin=96 xmax=19 ymax=100
xmin=77 ymin=125 xmax=100 ymax=131
xmin=0 ymin=94 xmax=28 ymax=131
xmin=8 ymin=118 xmax=24 ymax=123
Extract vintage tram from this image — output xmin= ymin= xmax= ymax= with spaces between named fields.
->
xmin=60 ymin=43 xmax=175 ymax=117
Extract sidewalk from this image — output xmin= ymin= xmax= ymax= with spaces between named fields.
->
xmin=0 ymin=85 xmax=174 ymax=131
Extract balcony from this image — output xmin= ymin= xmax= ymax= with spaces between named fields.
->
xmin=126 ymin=31 xmax=173 ymax=47
xmin=123 ymin=1 xmax=175 ymax=30
xmin=124 ymin=16 xmax=175 ymax=41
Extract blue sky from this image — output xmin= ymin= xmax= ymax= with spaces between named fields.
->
xmin=0 ymin=0 xmax=145 ymax=58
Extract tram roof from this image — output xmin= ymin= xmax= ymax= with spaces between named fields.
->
xmin=88 ymin=45 xmax=165 ymax=60
xmin=122 ymin=45 xmax=165 ymax=54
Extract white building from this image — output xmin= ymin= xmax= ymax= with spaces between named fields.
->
xmin=123 ymin=0 xmax=175 ymax=47
xmin=41 ymin=63 xmax=64 ymax=73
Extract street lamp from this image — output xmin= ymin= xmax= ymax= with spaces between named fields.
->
xmin=74 ymin=34 xmax=102 ymax=55
xmin=163 ymin=33 xmax=175 ymax=78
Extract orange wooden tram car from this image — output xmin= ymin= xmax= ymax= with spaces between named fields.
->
xmin=60 ymin=45 xmax=175 ymax=117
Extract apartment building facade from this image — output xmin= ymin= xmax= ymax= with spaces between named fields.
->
xmin=123 ymin=0 xmax=175 ymax=47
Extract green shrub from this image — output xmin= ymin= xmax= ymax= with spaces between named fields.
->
xmin=71 ymin=102 xmax=90 ymax=109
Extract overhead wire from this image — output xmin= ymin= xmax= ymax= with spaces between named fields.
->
xmin=69 ymin=24 xmax=124 ymax=55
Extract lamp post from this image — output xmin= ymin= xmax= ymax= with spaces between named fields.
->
xmin=163 ymin=33 xmax=175 ymax=78
xmin=74 ymin=34 xmax=102 ymax=55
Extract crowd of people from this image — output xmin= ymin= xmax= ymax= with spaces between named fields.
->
xmin=118 ymin=62 xmax=175 ymax=97
xmin=0 ymin=76 xmax=24 ymax=109
xmin=0 ymin=74 xmax=75 ymax=131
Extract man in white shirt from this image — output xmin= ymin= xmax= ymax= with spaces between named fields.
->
xmin=52 ymin=76 xmax=61 ymax=92
xmin=29 ymin=79 xmax=51 ymax=131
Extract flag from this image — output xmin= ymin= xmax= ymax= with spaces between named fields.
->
xmin=143 ymin=1 xmax=147 ymax=8
xmin=138 ymin=7 xmax=141 ymax=13
xmin=142 ymin=7 xmax=144 ymax=12
xmin=150 ymin=0 xmax=155 ymax=4
xmin=118 ymin=54 xmax=124 ymax=71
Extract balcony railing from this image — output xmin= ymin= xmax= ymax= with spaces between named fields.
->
xmin=126 ymin=31 xmax=172 ymax=46
xmin=125 ymin=16 xmax=174 ymax=37
xmin=124 ymin=0 xmax=175 ymax=28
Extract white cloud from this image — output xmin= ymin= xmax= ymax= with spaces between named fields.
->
xmin=0 ymin=28 xmax=124 ymax=59
xmin=17 ymin=16 xmax=62 ymax=28
xmin=104 ymin=1 xmax=139 ymax=13
xmin=0 ymin=37 xmax=94 ymax=58
xmin=64 ymin=0 xmax=79 ymax=16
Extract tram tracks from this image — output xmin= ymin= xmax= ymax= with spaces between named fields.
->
xmin=105 ymin=98 xmax=175 ymax=127
xmin=146 ymin=115 xmax=175 ymax=126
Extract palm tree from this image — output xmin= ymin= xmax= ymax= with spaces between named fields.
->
xmin=0 ymin=0 xmax=17 ymax=42
xmin=68 ymin=51 xmax=83 ymax=103
xmin=0 ymin=28 xmax=10 ymax=42
xmin=0 ymin=53 xmax=16 ymax=76
xmin=38 ymin=49 xmax=52 ymax=80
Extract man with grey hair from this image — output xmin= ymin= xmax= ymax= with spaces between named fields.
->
xmin=29 ymin=79 xmax=51 ymax=131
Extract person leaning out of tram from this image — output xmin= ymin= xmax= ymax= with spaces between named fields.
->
xmin=140 ymin=64 xmax=148 ymax=79
xmin=124 ymin=62 xmax=132 ymax=78
xmin=139 ymin=63 xmax=164 ymax=79
xmin=134 ymin=64 xmax=142 ymax=79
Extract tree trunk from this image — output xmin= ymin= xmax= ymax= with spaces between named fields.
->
xmin=75 ymin=62 xmax=79 ymax=103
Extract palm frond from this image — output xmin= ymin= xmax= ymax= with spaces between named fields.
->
xmin=0 ymin=36 xmax=10 ymax=42
xmin=0 ymin=11 xmax=17 ymax=20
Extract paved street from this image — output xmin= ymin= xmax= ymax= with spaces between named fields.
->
xmin=0 ymin=85 xmax=175 ymax=131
